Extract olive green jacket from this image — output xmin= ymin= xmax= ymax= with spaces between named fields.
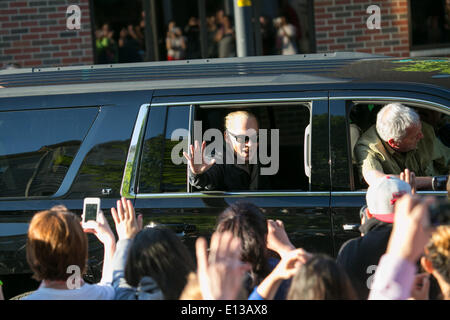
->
xmin=355 ymin=122 xmax=450 ymax=178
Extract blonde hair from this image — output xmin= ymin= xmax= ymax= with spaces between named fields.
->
xmin=179 ymin=271 xmax=249 ymax=300
xmin=287 ymin=254 xmax=357 ymax=300
xmin=179 ymin=272 xmax=203 ymax=300
xmin=426 ymin=226 xmax=450 ymax=283
xmin=224 ymin=110 xmax=257 ymax=131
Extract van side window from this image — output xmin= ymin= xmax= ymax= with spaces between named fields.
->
xmin=137 ymin=106 xmax=190 ymax=193
xmin=191 ymin=104 xmax=310 ymax=191
xmin=348 ymin=102 xmax=450 ymax=190
xmin=0 ymin=107 xmax=98 ymax=197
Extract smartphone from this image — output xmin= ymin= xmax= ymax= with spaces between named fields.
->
xmin=83 ymin=197 xmax=100 ymax=225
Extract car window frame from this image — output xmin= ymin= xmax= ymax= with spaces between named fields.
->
xmin=121 ymin=93 xmax=332 ymax=199
xmin=330 ymin=91 xmax=449 ymax=197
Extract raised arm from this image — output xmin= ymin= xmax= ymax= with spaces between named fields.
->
xmin=249 ymin=249 xmax=310 ymax=300
xmin=266 ymin=219 xmax=296 ymax=257
xmin=110 ymin=197 xmax=144 ymax=299
xmin=183 ymin=140 xmax=216 ymax=175
xmin=195 ymin=231 xmax=251 ymax=300
xmin=369 ymin=194 xmax=435 ymax=300
xmin=82 ymin=210 xmax=116 ymax=285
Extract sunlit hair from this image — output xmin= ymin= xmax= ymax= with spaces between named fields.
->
xmin=426 ymin=226 xmax=450 ymax=284
xmin=179 ymin=272 xmax=203 ymax=300
xmin=376 ymin=103 xmax=420 ymax=142
xmin=179 ymin=271 xmax=249 ymax=300
xmin=124 ymin=226 xmax=195 ymax=300
xmin=287 ymin=254 xmax=357 ymax=300
xmin=26 ymin=206 xmax=88 ymax=282
xmin=224 ymin=110 xmax=258 ymax=132
xmin=215 ymin=201 xmax=270 ymax=291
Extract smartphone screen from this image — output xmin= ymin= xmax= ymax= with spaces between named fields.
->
xmin=85 ymin=203 xmax=98 ymax=222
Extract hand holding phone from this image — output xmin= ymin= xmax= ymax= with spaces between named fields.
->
xmin=82 ymin=197 xmax=115 ymax=245
xmin=82 ymin=197 xmax=101 ymax=227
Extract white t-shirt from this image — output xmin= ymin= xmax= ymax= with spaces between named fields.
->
xmin=23 ymin=283 xmax=115 ymax=300
xmin=277 ymin=24 xmax=298 ymax=55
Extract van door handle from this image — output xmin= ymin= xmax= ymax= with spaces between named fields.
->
xmin=304 ymin=123 xmax=311 ymax=179
xmin=342 ymin=224 xmax=360 ymax=231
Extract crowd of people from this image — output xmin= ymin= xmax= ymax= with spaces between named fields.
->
xmin=0 ymin=102 xmax=449 ymax=301
xmin=165 ymin=10 xmax=301 ymax=61
xmin=0 ymin=180 xmax=448 ymax=301
xmin=95 ymin=12 xmax=146 ymax=64
xmin=95 ymin=9 xmax=302 ymax=64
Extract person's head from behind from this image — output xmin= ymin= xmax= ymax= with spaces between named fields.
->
xmin=421 ymin=226 xmax=450 ymax=299
xmin=26 ymin=206 xmax=87 ymax=282
xmin=125 ymin=226 xmax=195 ymax=300
xmin=365 ymin=176 xmax=412 ymax=223
xmin=224 ymin=110 xmax=259 ymax=163
xmin=215 ymin=202 xmax=269 ymax=287
xmin=287 ymin=254 xmax=357 ymax=300
xmin=376 ymin=103 xmax=424 ymax=152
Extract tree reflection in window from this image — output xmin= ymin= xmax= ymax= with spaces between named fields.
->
xmin=138 ymin=106 xmax=189 ymax=193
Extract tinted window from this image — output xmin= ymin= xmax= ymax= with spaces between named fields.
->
xmin=138 ymin=106 xmax=189 ymax=193
xmin=348 ymin=102 xmax=450 ymax=190
xmin=67 ymin=105 xmax=141 ymax=199
xmin=410 ymin=0 xmax=450 ymax=48
xmin=0 ymin=107 xmax=98 ymax=197
xmin=193 ymin=104 xmax=310 ymax=191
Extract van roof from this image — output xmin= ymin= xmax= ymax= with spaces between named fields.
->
xmin=0 ymin=52 xmax=449 ymax=98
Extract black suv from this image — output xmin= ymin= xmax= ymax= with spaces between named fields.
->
xmin=0 ymin=52 xmax=449 ymax=298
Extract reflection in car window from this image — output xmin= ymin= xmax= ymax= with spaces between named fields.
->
xmin=0 ymin=107 xmax=98 ymax=197
xmin=68 ymin=105 xmax=139 ymax=199
xmin=138 ymin=106 xmax=189 ymax=193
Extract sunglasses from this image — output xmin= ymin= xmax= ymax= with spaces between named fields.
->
xmin=227 ymin=130 xmax=259 ymax=144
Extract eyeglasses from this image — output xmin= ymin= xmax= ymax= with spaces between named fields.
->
xmin=227 ymin=130 xmax=258 ymax=144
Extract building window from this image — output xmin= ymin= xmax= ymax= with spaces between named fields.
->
xmin=410 ymin=0 xmax=450 ymax=49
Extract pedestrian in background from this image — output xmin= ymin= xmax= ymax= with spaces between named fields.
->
xmin=166 ymin=21 xmax=186 ymax=61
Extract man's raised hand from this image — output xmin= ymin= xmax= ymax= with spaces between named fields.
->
xmin=183 ymin=140 xmax=216 ymax=175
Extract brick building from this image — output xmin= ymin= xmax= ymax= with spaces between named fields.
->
xmin=0 ymin=0 xmax=449 ymax=69
xmin=0 ymin=0 xmax=94 ymax=69
xmin=314 ymin=0 xmax=410 ymax=57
